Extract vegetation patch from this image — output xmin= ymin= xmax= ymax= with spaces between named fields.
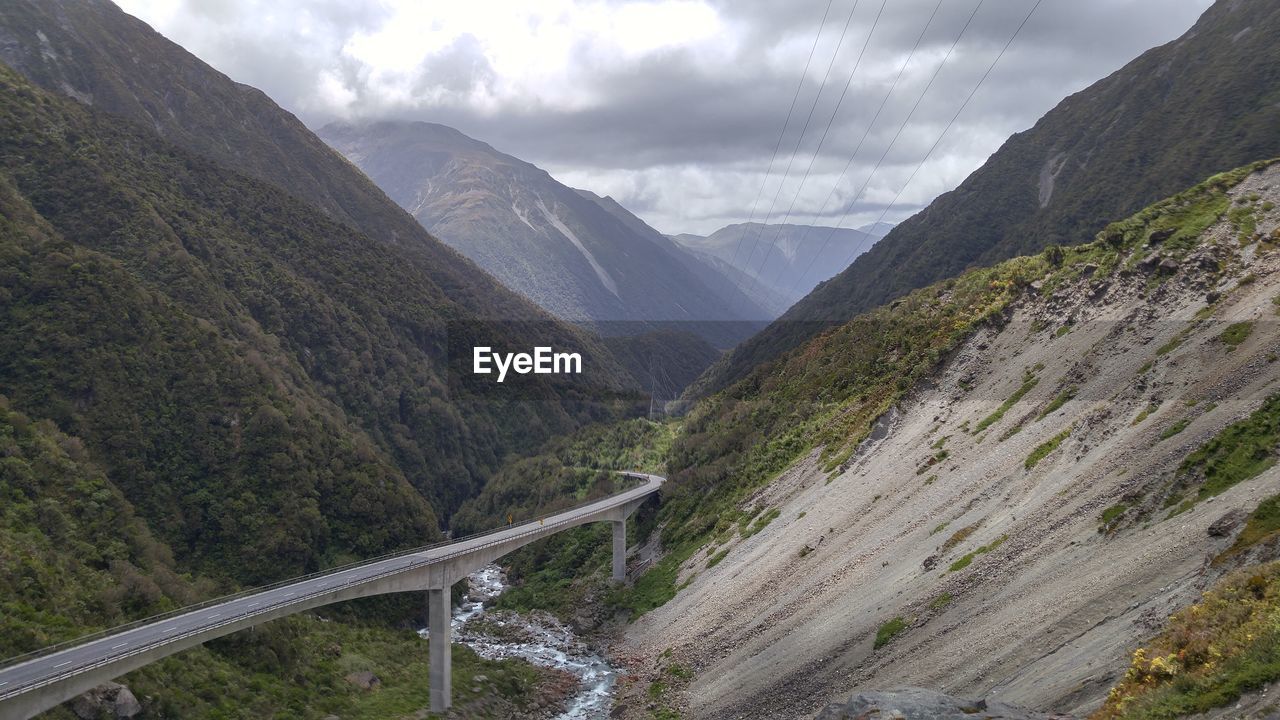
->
xmin=741 ymin=508 xmax=781 ymax=538
xmin=1026 ymin=427 xmax=1073 ymax=470
xmin=1133 ymin=402 xmax=1161 ymax=425
xmin=1216 ymin=494 xmax=1280 ymax=565
xmin=1159 ymin=418 xmax=1191 ymax=440
xmin=1219 ymin=321 xmax=1253 ymax=347
xmin=706 ymin=548 xmax=730 ymax=568
xmin=1177 ymin=393 xmax=1280 ymax=503
xmin=929 ymin=593 xmax=954 ymax=610
xmin=947 ymin=535 xmax=1007 ymax=573
xmin=941 ymin=523 xmax=980 ymax=552
xmin=874 ymin=617 xmax=910 ymax=650
xmin=975 ymin=371 xmax=1040 ymax=433
xmin=1099 ymin=503 xmax=1128 ymax=533
xmin=1093 ymin=562 xmax=1280 ymax=719
xmin=1037 ymin=386 xmax=1078 ymax=421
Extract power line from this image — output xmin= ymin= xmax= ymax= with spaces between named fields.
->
xmin=786 ymin=0 xmax=989 ymax=297
xmin=749 ymin=0 xmax=911 ymax=284
xmin=738 ymin=0 xmax=867 ymax=280
xmin=830 ymin=0 xmax=1045 ymax=276
xmin=725 ymin=0 xmax=837 ymax=275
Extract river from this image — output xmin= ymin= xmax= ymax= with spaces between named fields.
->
xmin=419 ymin=565 xmax=621 ymax=718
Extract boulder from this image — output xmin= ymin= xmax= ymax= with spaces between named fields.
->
xmin=1208 ymin=509 xmax=1246 ymax=537
xmin=71 ymin=682 xmax=142 ymax=719
xmin=815 ymin=688 xmax=1071 ymax=719
xmin=344 ymin=671 xmax=381 ymax=691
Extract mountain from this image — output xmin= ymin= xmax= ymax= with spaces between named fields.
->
xmin=0 ymin=0 xmax=643 ymax=533
xmin=316 ymin=120 xmax=774 ymax=347
xmin=670 ymin=221 xmax=891 ymax=308
xmin=617 ymin=161 xmax=1280 ymax=719
xmin=690 ymin=0 xmax=1280 ymax=398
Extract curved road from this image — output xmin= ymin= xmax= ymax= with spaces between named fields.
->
xmin=0 ymin=472 xmax=663 ymax=719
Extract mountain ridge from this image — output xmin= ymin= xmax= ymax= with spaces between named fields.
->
xmin=690 ymin=0 xmax=1280 ymax=399
xmin=318 ymin=119 xmax=774 ymax=347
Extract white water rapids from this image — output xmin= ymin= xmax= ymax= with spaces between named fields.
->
xmin=418 ymin=565 xmax=621 ymax=718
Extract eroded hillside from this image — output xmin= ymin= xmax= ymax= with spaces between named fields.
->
xmin=619 ymin=163 xmax=1280 ymax=718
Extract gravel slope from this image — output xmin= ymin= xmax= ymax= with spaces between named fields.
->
xmin=620 ymin=166 xmax=1280 ymax=719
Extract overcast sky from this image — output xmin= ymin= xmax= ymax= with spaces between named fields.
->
xmin=116 ymin=0 xmax=1213 ymax=236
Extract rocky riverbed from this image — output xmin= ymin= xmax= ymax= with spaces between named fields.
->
xmin=421 ymin=565 xmax=622 ymax=719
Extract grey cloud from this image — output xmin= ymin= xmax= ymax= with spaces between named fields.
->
xmin=117 ymin=0 xmax=1214 ymax=235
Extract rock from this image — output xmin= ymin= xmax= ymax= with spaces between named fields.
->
xmin=815 ymin=687 xmax=1070 ymax=719
xmin=1158 ymin=257 xmax=1180 ymax=273
xmin=1208 ymin=509 xmax=1247 ymax=537
xmin=71 ymin=682 xmax=142 ymax=719
xmin=1207 ymin=290 xmax=1222 ymax=303
xmin=1148 ymin=227 xmax=1176 ymax=244
xmin=344 ymin=671 xmax=381 ymax=691
xmin=113 ymin=688 xmax=141 ymax=719
xmin=921 ymin=554 xmax=939 ymax=571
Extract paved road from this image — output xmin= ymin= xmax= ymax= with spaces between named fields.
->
xmin=0 ymin=472 xmax=662 ymax=710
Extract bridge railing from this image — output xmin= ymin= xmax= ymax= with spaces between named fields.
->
xmin=0 ymin=472 xmax=658 ymax=675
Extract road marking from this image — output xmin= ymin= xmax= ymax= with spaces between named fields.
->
xmin=54 ymin=662 xmax=71 ymax=669
xmin=284 ymin=593 xmax=295 ymax=598
xmin=1 ymin=681 xmax=9 ymax=686
xmin=165 ymin=627 xmax=177 ymax=632
xmin=206 ymin=614 xmax=221 ymax=620
xmin=247 ymin=603 xmax=259 ymax=608
xmin=112 ymin=643 xmax=128 ymax=649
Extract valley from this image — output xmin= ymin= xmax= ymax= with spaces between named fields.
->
xmin=1 ymin=1 xmax=1279 ymax=719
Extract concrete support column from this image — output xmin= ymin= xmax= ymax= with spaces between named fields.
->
xmin=612 ymin=519 xmax=626 ymax=583
xmin=428 ymin=587 xmax=451 ymax=713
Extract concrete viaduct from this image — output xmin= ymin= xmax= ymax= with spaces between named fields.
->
xmin=0 ymin=472 xmax=662 ymax=718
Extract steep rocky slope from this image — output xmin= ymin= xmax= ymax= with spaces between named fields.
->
xmin=693 ymin=0 xmax=1280 ymax=398
xmin=671 ymin=222 xmax=890 ymax=308
xmin=318 ymin=120 xmax=773 ymax=347
xmin=618 ymin=163 xmax=1280 ymax=719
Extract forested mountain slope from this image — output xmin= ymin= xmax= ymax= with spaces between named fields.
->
xmin=0 ymin=42 xmax=630 ymax=720
xmin=0 ymin=0 xmax=526 ymax=318
xmin=691 ymin=0 xmax=1280 ymax=398
xmin=0 ymin=0 xmax=642 ymax=526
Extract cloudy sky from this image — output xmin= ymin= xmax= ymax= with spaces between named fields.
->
xmin=115 ymin=0 xmax=1212 ymax=236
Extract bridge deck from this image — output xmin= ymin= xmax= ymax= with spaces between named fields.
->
xmin=0 ymin=472 xmax=662 ymax=718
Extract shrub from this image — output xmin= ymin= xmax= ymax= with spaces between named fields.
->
xmin=874 ymin=617 xmax=909 ymax=650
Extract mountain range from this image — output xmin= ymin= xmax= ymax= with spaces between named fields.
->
xmin=671 ymin=221 xmax=892 ymax=308
xmin=318 ymin=120 xmax=774 ymax=348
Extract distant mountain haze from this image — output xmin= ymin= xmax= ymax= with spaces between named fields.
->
xmin=317 ymin=120 xmax=775 ymax=348
xmin=671 ymin=221 xmax=892 ymax=308
xmin=690 ymin=0 xmax=1280 ymax=399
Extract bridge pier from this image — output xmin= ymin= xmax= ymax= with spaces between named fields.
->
xmin=428 ymin=586 xmax=451 ymax=714
xmin=611 ymin=519 xmax=627 ymax=582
